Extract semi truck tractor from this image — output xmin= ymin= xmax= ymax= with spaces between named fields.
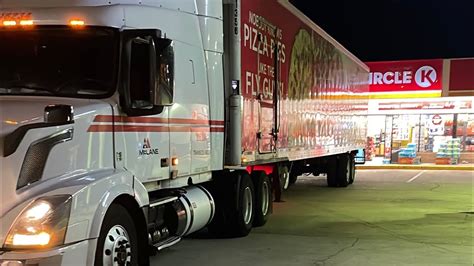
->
xmin=0 ymin=0 xmax=369 ymax=265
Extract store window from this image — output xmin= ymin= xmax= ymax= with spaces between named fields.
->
xmin=366 ymin=113 xmax=473 ymax=165
xmin=457 ymin=114 xmax=474 ymax=152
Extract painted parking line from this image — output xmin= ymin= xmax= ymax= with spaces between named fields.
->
xmin=406 ymin=170 xmax=427 ymax=183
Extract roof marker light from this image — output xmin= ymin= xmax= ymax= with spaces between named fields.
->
xmin=19 ymin=20 xmax=34 ymax=26
xmin=69 ymin=19 xmax=85 ymax=27
xmin=3 ymin=20 xmax=17 ymax=26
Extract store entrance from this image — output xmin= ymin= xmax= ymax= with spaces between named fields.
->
xmin=366 ymin=113 xmax=474 ymax=165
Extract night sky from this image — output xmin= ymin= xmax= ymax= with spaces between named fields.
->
xmin=290 ymin=0 xmax=474 ymax=62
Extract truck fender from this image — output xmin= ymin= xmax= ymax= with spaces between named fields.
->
xmin=87 ymin=172 xmax=137 ymax=240
xmin=133 ymin=176 xmax=149 ymax=209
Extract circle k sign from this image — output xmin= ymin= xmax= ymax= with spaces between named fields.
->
xmin=367 ymin=60 xmax=443 ymax=93
xmin=415 ymin=66 xmax=437 ymax=88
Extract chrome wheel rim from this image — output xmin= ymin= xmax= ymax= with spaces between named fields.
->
xmin=102 ymin=225 xmax=131 ymax=266
xmin=243 ymin=187 xmax=253 ymax=225
xmin=262 ymin=181 xmax=270 ymax=216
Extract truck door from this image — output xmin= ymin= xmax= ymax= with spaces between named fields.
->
xmin=114 ymin=33 xmax=172 ymax=183
xmin=257 ymin=40 xmax=281 ymax=154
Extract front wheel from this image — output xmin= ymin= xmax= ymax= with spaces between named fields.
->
xmin=95 ymin=204 xmax=138 ymax=266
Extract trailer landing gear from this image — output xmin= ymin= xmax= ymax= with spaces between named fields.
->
xmin=273 ymin=165 xmax=289 ymax=202
xmin=327 ymin=154 xmax=355 ymax=187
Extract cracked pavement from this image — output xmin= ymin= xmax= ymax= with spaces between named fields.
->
xmin=152 ymin=170 xmax=473 ymax=265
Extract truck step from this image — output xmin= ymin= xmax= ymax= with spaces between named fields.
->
xmin=149 ymin=196 xmax=178 ymax=208
xmin=154 ymin=236 xmax=181 ymax=251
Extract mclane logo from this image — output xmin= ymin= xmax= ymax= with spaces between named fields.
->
xmin=139 ymin=138 xmax=159 ymax=156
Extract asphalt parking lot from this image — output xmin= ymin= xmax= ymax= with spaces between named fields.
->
xmin=151 ymin=170 xmax=473 ymax=265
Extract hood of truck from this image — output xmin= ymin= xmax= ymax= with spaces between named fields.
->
xmin=0 ymin=96 xmax=115 ymax=243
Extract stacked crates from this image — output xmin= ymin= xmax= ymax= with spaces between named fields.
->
xmin=436 ymin=139 xmax=461 ymax=164
xmin=398 ymin=143 xmax=420 ymax=164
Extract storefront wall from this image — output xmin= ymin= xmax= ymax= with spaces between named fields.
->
xmin=365 ymin=58 xmax=474 ymax=165
xmin=366 ymin=113 xmax=473 ymax=164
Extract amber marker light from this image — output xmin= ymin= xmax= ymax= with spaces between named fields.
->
xmin=172 ymin=157 xmax=179 ymax=166
xmin=19 ymin=20 xmax=34 ymax=26
xmin=3 ymin=20 xmax=17 ymax=26
xmin=5 ymin=120 xmax=18 ymax=125
xmin=69 ymin=19 xmax=85 ymax=27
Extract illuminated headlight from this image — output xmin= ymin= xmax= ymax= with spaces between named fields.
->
xmin=3 ymin=195 xmax=72 ymax=249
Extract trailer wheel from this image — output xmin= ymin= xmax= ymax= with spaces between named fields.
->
xmin=252 ymin=171 xmax=272 ymax=227
xmin=273 ymin=165 xmax=290 ymax=202
xmin=336 ymin=154 xmax=351 ymax=187
xmin=95 ymin=204 xmax=138 ymax=266
xmin=280 ymin=166 xmax=290 ymax=191
xmin=326 ymin=157 xmax=338 ymax=187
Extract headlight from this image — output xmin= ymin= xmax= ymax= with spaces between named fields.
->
xmin=3 ymin=195 xmax=72 ymax=249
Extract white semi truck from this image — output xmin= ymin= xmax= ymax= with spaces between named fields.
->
xmin=0 ymin=0 xmax=369 ymax=265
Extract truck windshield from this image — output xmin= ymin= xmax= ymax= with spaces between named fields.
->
xmin=0 ymin=26 xmax=119 ymax=98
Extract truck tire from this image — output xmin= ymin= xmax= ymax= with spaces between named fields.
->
xmin=252 ymin=171 xmax=272 ymax=227
xmin=95 ymin=204 xmax=139 ymax=266
xmin=326 ymin=157 xmax=338 ymax=187
xmin=232 ymin=172 xmax=255 ymax=236
xmin=207 ymin=171 xmax=255 ymax=237
xmin=336 ymin=154 xmax=351 ymax=187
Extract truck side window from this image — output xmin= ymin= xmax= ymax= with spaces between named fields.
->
xmin=156 ymin=40 xmax=174 ymax=106
xmin=130 ymin=37 xmax=153 ymax=109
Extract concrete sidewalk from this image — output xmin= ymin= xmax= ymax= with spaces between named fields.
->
xmin=356 ymin=163 xmax=474 ymax=171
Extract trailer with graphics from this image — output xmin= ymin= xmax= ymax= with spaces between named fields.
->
xmin=0 ymin=0 xmax=368 ymax=265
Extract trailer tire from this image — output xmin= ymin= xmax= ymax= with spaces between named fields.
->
xmin=326 ymin=157 xmax=338 ymax=187
xmin=336 ymin=154 xmax=351 ymax=187
xmin=95 ymin=204 xmax=138 ymax=266
xmin=252 ymin=171 xmax=272 ymax=227
xmin=280 ymin=166 xmax=290 ymax=190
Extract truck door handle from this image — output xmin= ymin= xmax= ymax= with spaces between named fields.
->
xmin=189 ymin=59 xmax=195 ymax=84
xmin=161 ymin=158 xmax=169 ymax=167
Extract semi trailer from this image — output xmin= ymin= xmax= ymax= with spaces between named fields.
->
xmin=0 ymin=0 xmax=368 ymax=265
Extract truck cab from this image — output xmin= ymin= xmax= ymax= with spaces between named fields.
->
xmin=0 ymin=1 xmax=230 ymax=265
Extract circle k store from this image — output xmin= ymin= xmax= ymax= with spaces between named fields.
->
xmin=364 ymin=58 xmax=474 ymax=165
